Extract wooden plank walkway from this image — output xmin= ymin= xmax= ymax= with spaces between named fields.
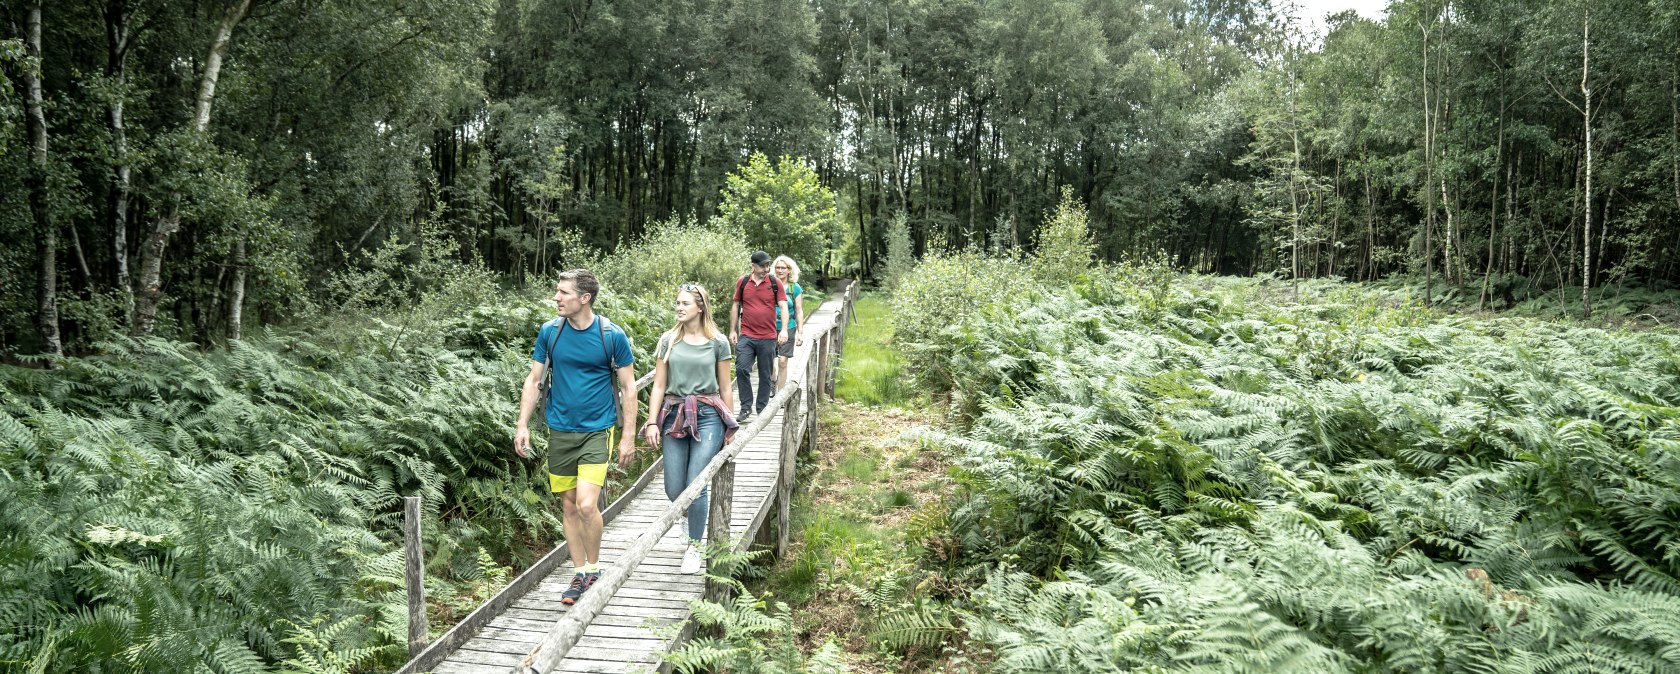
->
xmin=397 ymin=283 xmax=855 ymax=674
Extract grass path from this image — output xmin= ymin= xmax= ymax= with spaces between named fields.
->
xmin=742 ymin=295 xmax=989 ymax=674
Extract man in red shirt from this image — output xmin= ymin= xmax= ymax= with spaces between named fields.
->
xmin=729 ymin=250 xmax=789 ymax=421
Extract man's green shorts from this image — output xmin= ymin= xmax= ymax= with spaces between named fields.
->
xmin=547 ymin=428 xmax=614 ymax=493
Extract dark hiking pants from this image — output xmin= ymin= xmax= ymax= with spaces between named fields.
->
xmin=735 ymin=336 xmax=778 ymax=415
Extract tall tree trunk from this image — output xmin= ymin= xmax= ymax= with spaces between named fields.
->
xmin=1330 ymin=159 xmax=1342 ymax=276
xmin=1439 ymin=1 xmax=1460 ymax=287
xmin=227 ymin=236 xmax=246 ymax=341
xmin=1440 ymin=177 xmax=1456 ymax=286
xmin=107 ymin=0 xmax=137 ymax=325
xmin=1419 ymin=17 xmax=1435 ymax=304
xmin=132 ymin=0 xmax=252 ymax=338
xmin=20 ymin=1 xmax=61 ymax=359
xmin=1669 ymin=61 xmax=1679 ymax=280
xmin=1479 ymin=74 xmax=1506 ymax=311
xmin=1288 ymin=51 xmax=1303 ymax=302
xmin=17 ymin=4 xmax=59 ymax=355
xmin=1364 ymin=166 xmax=1375 ymax=281
xmin=1580 ymin=8 xmax=1593 ymax=319
xmin=1507 ymin=155 xmax=1518 ymax=276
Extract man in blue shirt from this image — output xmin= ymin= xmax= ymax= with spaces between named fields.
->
xmin=515 ymin=269 xmax=638 ymax=605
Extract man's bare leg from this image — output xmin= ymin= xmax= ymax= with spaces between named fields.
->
xmin=560 ymin=490 xmax=588 ymax=569
xmin=571 ymin=482 xmax=605 ymax=567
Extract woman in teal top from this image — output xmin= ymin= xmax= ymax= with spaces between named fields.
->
xmin=772 ymin=255 xmax=805 ymax=392
xmin=641 ymin=283 xmax=737 ymax=574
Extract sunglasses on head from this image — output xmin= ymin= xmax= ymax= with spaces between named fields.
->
xmin=679 ymin=283 xmax=703 ymax=293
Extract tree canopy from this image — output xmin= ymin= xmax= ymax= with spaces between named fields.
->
xmin=5 ymin=0 xmax=1680 ymax=353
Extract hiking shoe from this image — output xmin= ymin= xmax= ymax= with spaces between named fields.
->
xmin=560 ymin=572 xmax=587 ymax=605
xmin=584 ymin=569 xmax=601 ymax=591
xmin=680 ymin=545 xmax=703 ymax=575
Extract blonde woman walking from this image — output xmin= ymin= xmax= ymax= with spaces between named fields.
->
xmin=771 ymin=255 xmax=806 ymax=393
xmin=641 ymin=283 xmax=739 ymax=574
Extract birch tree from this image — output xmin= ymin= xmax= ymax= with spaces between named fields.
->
xmin=131 ymin=0 xmax=252 ymax=338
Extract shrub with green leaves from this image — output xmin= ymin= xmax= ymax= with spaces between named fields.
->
xmin=591 ymin=216 xmax=751 ymax=329
xmin=881 ymin=213 xmax=915 ymax=291
xmin=1029 ymin=187 xmax=1096 ymax=285
xmin=888 ymin=251 xmax=1046 ymax=416
xmin=717 ymin=153 xmax=841 ymax=274
xmin=895 ymin=257 xmax=1680 ymax=672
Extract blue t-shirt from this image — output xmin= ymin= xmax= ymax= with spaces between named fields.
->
xmin=531 ymin=315 xmax=636 ymax=433
xmin=775 ymin=282 xmax=803 ymax=331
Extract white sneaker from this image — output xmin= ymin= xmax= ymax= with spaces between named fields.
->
xmin=680 ymin=545 xmax=703 ymax=575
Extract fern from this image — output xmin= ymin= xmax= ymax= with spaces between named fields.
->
xmin=893 ymin=258 xmax=1680 ymax=674
xmin=870 ymin=602 xmax=959 ymax=653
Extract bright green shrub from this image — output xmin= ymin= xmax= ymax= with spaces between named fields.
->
xmin=888 ymin=252 xmax=1046 ymax=419
xmin=1029 ymin=187 xmax=1096 ymax=286
xmin=881 ymin=213 xmax=914 ymax=290
xmin=592 ymin=216 xmax=750 ymax=328
xmin=717 ymin=153 xmax=841 ymax=273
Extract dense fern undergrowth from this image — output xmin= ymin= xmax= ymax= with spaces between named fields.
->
xmin=0 ymin=221 xmax=757 ymax=673
xmin=894 ymin=253 xmax=1680 ymax=673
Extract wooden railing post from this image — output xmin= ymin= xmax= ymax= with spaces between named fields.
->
xmin=775 ymin=389 xmax=803 ymax=557
xmin=819 ymin=326 xmax=833 ymax=400
xmin=704 ymin=458 xmax=735 ymax=603
xmin=404 ymin=495 xmax=428 ymax=657
xmin=804 ymin=338 xmax=820 ymax=455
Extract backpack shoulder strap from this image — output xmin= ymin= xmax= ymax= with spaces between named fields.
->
xmin=544 ymin=319 xmax=563 ymax=366
xmin=597 ymin=316 xmax=621 ymax=427
xmin=595 ymin=316 xmax=618 ymax=371
xmin=736 ymin=275 xmax=750 ymax=322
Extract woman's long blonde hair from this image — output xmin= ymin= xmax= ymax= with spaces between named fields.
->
xmin=661 ymin=283 xmax=720 ymax=358
xmin=772 ymin=255 xmax=801 ymax=284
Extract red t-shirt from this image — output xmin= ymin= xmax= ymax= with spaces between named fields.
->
xmin=734 ymin=274 xmax=787 ymax=340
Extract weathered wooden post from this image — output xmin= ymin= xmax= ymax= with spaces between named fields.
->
xmin=704 ymin=457 xmax=735 ymax=603
xmin=775 ymin=389 xmax=803 ymax=557
xmin=403 ymin=495 xmax=428 ymax=656
xmin=805 ymin=335 xmax=821 ymax=455
xmin=827 ymin=293 xmax=850 ymax=398
xmin=823 ymin=321 xmax=836 ymax=400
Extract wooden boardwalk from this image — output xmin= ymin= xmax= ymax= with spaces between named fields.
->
xmin=397 ymin=283 xmax=856 ymax=674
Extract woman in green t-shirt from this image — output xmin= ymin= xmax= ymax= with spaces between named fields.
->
xmin=772 ymin=255 xmax=806 ymax=393
xmin=640 ymin=283 xmax=738 ymax=574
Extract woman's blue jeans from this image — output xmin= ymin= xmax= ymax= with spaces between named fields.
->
xmin=661 ymin=405 xmax=724 ymax=542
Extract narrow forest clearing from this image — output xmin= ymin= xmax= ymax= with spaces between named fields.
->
xmin=708 ymin=295 xmax=984 ymax=674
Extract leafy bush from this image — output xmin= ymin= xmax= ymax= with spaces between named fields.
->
xmin=894 ymin=260 xmax=1680 ymax=672
xmin=881 ymin=213 xmax=914 ymax=290
xmin=717 ymin=153 xmax=841 ymax=274
xmin=592 ymin=215 xmax=750 ymax=329
xmin=1029 ymin=187 xmax=1096 ymax=285
xmin=888 ymin=251 xmax=1046 ymax=417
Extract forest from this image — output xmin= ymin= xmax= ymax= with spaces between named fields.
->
xmin=4 ymin=0 xmax=1680 ymax=355
xmin=5 ymin=0 xmax=1680 ymax=672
